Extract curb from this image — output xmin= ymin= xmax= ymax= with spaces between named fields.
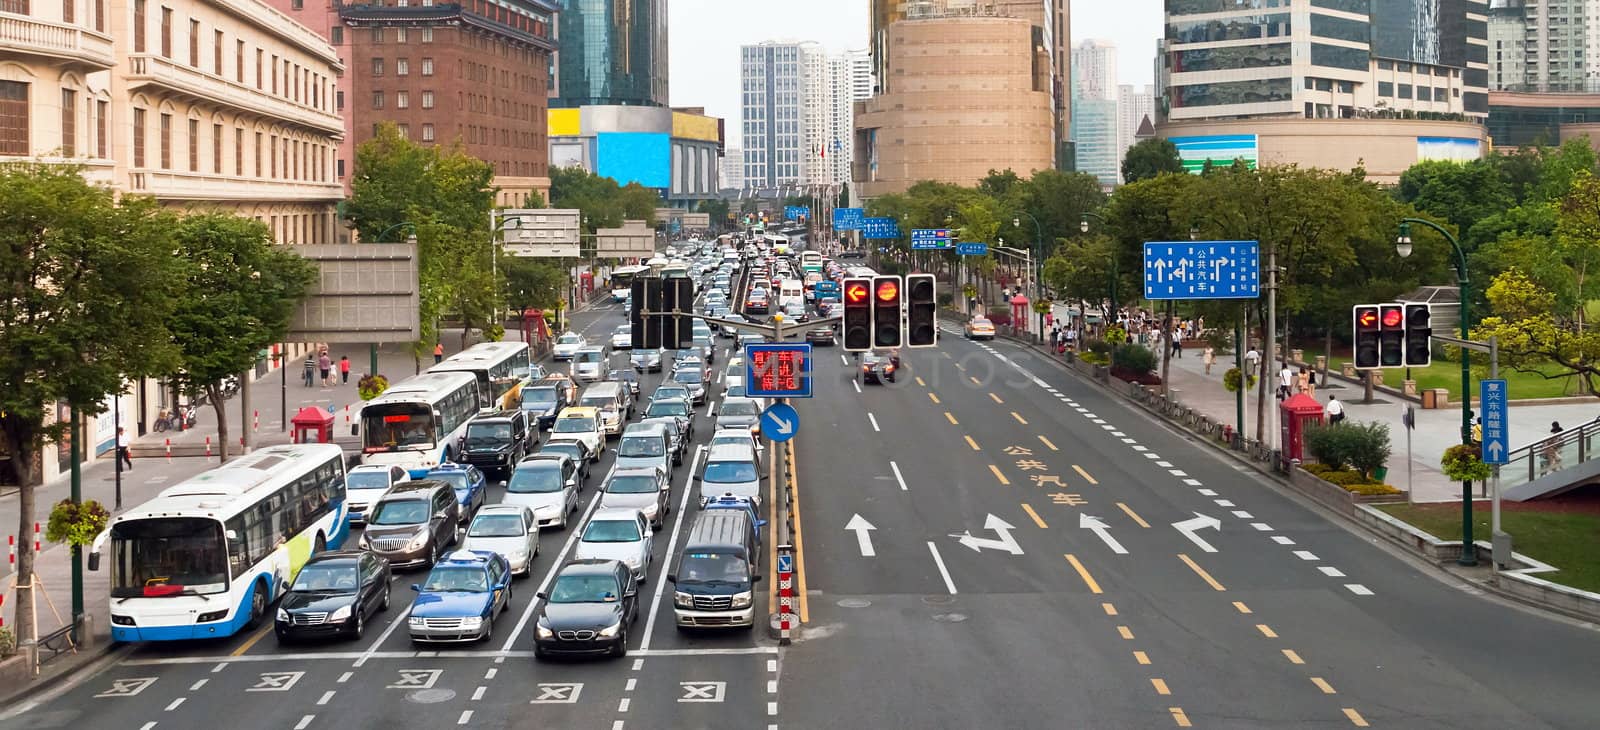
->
xmin=0 ymin=641 xmax=132 ymax=714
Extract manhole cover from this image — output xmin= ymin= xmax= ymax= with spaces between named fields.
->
xmin=922 ymin=595 xmax=957 ymax=606
xmin=407 ymin=689 xmax=456 ymax=704
xmin=931 ymin=613 xmax=968 ymax=623
xmin=837 ymin=598 xmax=871 ymax=608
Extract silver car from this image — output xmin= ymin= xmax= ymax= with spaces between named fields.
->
xmin=572 ymin=346 xmax=608 ymax=382
xmin=502 ymin=456 xmax=580 ymax=529
xmin=716 ymin=397 xmax=761 ymax=434
xmin=573 ymin=508 xmax=654 ymax=583
xmin=631 ymin=347 xmax=664 ymax=373
xmin=460 ymin=505 xmax=539 ymax=576
xmin=599 ymin=466 xmax=671 ymax=529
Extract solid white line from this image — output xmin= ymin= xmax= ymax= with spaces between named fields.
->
xmin=122 ymin=646 xmax=780 ymax=666
xmin=501 ymin=469 xmax=610 ymax=652
xmin=926 ymin=541 xmax=958 ymax=594
xmin=852 ymin=379 xmax=862 ymax=394
xmin=868 ymin=413 xmax=880 ymax=432
xmin=641 ymin=445 xmax=707 ymax=651
xmin=889 ymin=461 xmax=908 ymax=491
xmin=294 ymin=716 xmax=314 ymax=730
xmin=618 ymin=698 xmax=631 ymax=712
xmin=317 ymin=690 xmax=336 ymax=705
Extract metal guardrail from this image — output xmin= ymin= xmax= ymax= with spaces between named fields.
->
xmin=36 ymin=624 xmax=75 ymax=666
xmin=1126 ymin=384 xmax=1286 ymax=473
xmin=1502 ymin=415 xmax=1600 ymax=491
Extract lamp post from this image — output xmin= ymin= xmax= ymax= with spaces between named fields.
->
xmin=1397 ymin=218 xmax=1476 ymax=566
xmin=1078 ymin=212 xmax=1118 ymax=327
xmin=374 ymin=222 xmax=418 ymax=376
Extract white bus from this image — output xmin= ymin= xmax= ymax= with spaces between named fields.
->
xmin=799 ymin=250 xmax=823 ymax=273
xmin=356 ymin=371 xmax=481 ymax=477
xmin=611 ymin=265 xmax=650 ymax=301
xmin=427 ymin=341 xmax=533 ymax=410
xmin=89 ymin=443 xmax=348 ymax=641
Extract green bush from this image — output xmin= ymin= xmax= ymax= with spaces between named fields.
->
xmin=1111 ymin=344 xmax=1156 ymax=375
xmin=1348 ymin=483 xmax=1403 ymax=496
xmin=1441 ymin=443 xmax=1492 ymax=482
xmin=1299 ymin=462 xmax=1331 ymax=474
xmin=1079 ymin=351 xmax=1108 ymax=366
xmin=1087 ymin=340 xmax=1112 ymax=356
xmin=1321 ymin=470 xmax=1366 ymax=485
xmin=937 ymin=292 xmax=954 ymax=307
xmin=1305 ymin=421 xmax=1391 ymax=478
xmin=358 ymin=373 xmax=390 ymax=401
xmin=1104 ymin=326 xmax=1127 ymax=345
xmin=0 ymin=625 xmax=13 ymax=657
xmin=1347 ymin=422 xmax=1391 ymax=477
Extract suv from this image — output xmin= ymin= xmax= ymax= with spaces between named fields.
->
xmin=457 ymin=410 xmax=533 ymax=479
xmin=520 ymin=379 xmax=572 ymax=430
xmin=359 ymin=480 xmax=460 ymax=568
xmin=668 ymin=510 xmax=760 ymax=630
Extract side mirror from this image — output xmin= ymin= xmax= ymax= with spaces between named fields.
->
xmin=536 ymin=591 xmax=549 ymax=600
xmin=350 ymin=425 xmax=359 ymax=436
xmin=666 ymin=573 xmax=677 ymax=583
xmin=87 ymin=551 xmax=101 ymax=571
xmin=456 ymin=527 xmax=465 ymax=541
xmin=750 ymin=574 xmax=763 ymax=583
xmin=410 ymin=584 xmax=421 ymax=592
xmin=756 ymin=519 xmax=768 ymax=528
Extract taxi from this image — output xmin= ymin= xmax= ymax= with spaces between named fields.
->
xmin=406 ymin=550 xmax=512 ymax=643
xmin=964 ymin=317 xmax=996 ymax=340
xmin=550 ymin=406 xmax=606 ymax=459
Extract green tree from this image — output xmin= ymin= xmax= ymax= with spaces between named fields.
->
xmin=164 ymin=212 xmax=318 ymax=461
xmin=1011 ymin=169 xmax=1106 ymax=259
xmin=978 ymin=169 xmax=1024 ymax=201
xmin=697 ymin=198 xmax=731 ymax=230
xmin=0 ymin=165 xmax=180 ymax=652
xmin=1394 ymin=159 xmax=1512 ymax=241
xmin=504 ymin=256 xmax=568 ymax=311
xmin=548 ymin=166 xmax=660 ymax=231
xmin=1120 ymin=137 xmax=1185 ymax=183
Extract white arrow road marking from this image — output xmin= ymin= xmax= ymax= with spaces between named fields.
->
xmin=951 ymin=514 xmax=1024 ymax=555
xmin=1172 ymin=512 xmax=1221 ymax=553
xmin=845 ymin=514 xmax=877 ymax=557
xmin=1079 ymin=513 xmax=1128 ymax=555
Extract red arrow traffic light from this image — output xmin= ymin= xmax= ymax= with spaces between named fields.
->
xmin=1357 ymin=309 xmax=1379 ymax=328
xmin=846 ymin=282 xmax=869 ymax=304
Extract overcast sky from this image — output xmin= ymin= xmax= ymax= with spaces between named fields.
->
xmin=668 ymin=0 xmax=1164 ymax=149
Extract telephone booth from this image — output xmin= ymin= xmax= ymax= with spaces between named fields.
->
xmin=1280 ymin=393 xmax=1326 ymax=463
xmin=291 ymin=406 xmax=335 ymax=444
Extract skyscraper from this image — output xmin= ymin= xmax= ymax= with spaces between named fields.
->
xmin=741 ymin=41 xmax=857 ymax=189
xmin=1118 ymin=83 xmax=1156 ymax=168
xmin=1073 ymin=39 xmax=1117 ymax=102
xmin=1488 ymin=0 xmax=1595 ymax=91
xmin=551 ymin=0 xmax=668 ymax=107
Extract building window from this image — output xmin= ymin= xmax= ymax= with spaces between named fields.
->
xmin=421 ymin=27 xmax=432 ymax=42
xmin=291 ymin=0 xmax=301 ymax=7
xmin=422 ymin=123 xmax=434 ymax=141
xmin=1398 ymin=84 xmax=1412 ymax=99
xmin=95 ymin=100 xmax=107 ymax=158
xmin=0 ymin=81 xmax=27 ymax=156
xmin=212 ymin=122 xmax=221 ymax=173
xmin=255 ymin=49 xmax=262 ymax=89
xmin=396 ymin=58 xmax=409 ymax=76
xmin=212 ymin=29 xmax=222 ymax=74
xmin=336 ymin=158 xmax=345 ymax=178
xmin=370 ymin=27 xmax=382 ymax=43
xmin=93 ymin=0 xmax=103 ymax=30
xmin=63 ymin=0 xmax=73 ymax=24
xmin=371 ymin=58 xmax=383 ymax=76
xmin=331 ymin=26 xmax=342 ymax=45
xmin=396 ymin=28 xmax=407 ymax=43
xmin=131 ymin=108 xmax=146 ymax=166
xmin=236 ymin=39 xmax=244 ymax=80
xmin=336 ymin=90 xmax=344 ymax=110
xmin=133 ymin=0 xmax=146 ymax=51
xmin=372 ymin=91 xmax=384 ymax=109
xmin=397 ymin=124 xmax=409 ymax=139
xmin=188 ymin=19 xmax=198 ymax=66
xmin=159 ymin=112 xmax=171 ymax=168
xmin=253 ymin=131 xmax=261 ymax=175
xmin=396 ymin=91 xmax=408 ymax=109
xmin=1378 ymin=81 xmax=1393 ymax=97
xmin=271 ymin=54 xmax=279 ymax=93
xmin=421 ymin=57 xmax=433 ymax=76
xmin=160 ymin=7 xmax=172 ymax=58
xmin=421 ymin=90 xmax=433 ymax=108
xmin=187 ymin=118 xmax=197 ymax=171
xmin=234 ymin=127 xmax=242 ymax=175
xmin=60 ymin=89 xmax=76 ymax=157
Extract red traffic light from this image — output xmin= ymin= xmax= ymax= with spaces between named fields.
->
xmin=845 ymin=282 xmax=869 ymax=304
xmin=876 ymin=280 xmax=899 ymax=302
xmin=1357 ymin=309 xmax=1379 ymax=328
xmin=1381 ymin=308 xmax=1403 ymax=327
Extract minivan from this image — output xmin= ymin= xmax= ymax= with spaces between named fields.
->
xmin=697 ymin=443 xmax=762 ymax=509
xmin=668 ymin=510 xmax=760 ymax=630
xmin=615 ymin=421 xmax=673 ymax=479
xmin=577 ymin=381 xmax=631 ymax=437
xmin=572 ymin=346 xmax=608 ymax=382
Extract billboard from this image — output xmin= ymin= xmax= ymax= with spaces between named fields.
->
xmin=287 ymin=243 xmax=421 ymax=343
xmin=1416 ymin=136 xmax=1481 ymax=163
xmin=1170 ymin=134 xmax=1258 ymax=174
xmin=597 ymin=132 xmax=670 ymax=188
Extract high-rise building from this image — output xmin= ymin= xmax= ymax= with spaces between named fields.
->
xmin=1073 ymin=39 xmax=1117 ymax=101
xmin=1071 ymin=97 xmax=1119 ymax=187
xmin=846 ymin=48 xmax=875 ymax=100
xmin=1488 ymin=0 xmax=1596 ymax=92
xmin=722 ymin=146 xmax=745 ymax=190
xmin=551 ymin=0 xmax=667 ymax=108
xmin=742 ymin=41 xmax=856 ymax=188
xmin=1118 ymin=84 xmax=1156 ymax=157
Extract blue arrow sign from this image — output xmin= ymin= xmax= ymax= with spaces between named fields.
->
xmin=955 ymin=242 xmax=988 ymax=256
xmin=833 ymin=208 xmax=864 ymax=231
xmin=777 ymin=554 xmax=794 ymax=573
xmin=784 ymin=205 xmax=810 ymax=221
xmin=760 ymin=403 xmax=800 ymax=443
xmin=1143 ymin=241 xmax=1261 ymax=300
xmin=911 ymin=228 xmax=954 ymax=250
xmin=744 ymin=343 xmax=813 ymax=398
xmin=861 ymin=217 xmax=901 ymax=240
xmin=1480 ymin=379 xmax=1509 ymax=464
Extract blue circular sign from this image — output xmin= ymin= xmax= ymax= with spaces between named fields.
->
xmin=760 ymin=403 xmax=800 ymax=443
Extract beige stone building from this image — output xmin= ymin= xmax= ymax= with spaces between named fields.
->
xmin=852 ymin=15 xmax=1054 ymax=199
xmin=1156 ymin=117 xmax=1491 ymax=186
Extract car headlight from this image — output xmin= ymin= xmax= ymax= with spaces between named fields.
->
xmin=407 ymin=533 xmax=429 ymax=550
xmin=408 ymin=617 xmax=425 ymax=627
xmin=330 ymin=605 xmax=353 ymax=622
xmin=674 ymin=591 xmax=693 ymax=608
xmin=357 ymin=534 xmax=371 ymax=549
xmin=622 ymin=555 xmax=642 ymax=569
xmin=536 ymin=622 xmax=553 ymax=639
xmin=732 ymin=591 xmax=753 ymax=609
xmin=509 ymin=549 xmax=529 ymax=561
xmin=598 ymin=619 xmax=623 ymax=638
xmin=460 ymin=616 xmax=483 ymax=629
xmin=276 ymin=608 xmax=290 ymax=622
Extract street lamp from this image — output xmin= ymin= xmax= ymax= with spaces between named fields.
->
xmin=1397 ymin=218 xmax=1477 ymax=566
xmin=491 ymin=214 xmax=526 ymax=330
xmin=1079 ymin=211 xmax=1117 ymax=324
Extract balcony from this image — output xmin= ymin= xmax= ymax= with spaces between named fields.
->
xmin=125 ymin=54 xmax=345 ymax=136
xmin=0 ymin=13 xmax=115 ymax=70
xmin=126 ymin=168 xmax=343 ymax=202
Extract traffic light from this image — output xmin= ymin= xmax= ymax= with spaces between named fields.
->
xmin=842 ymin=278 xmax=872 ymax=351
xmin=630 ymin=277 xmax=663 ymax=349
xmin=1353 ymin=305 xmax=1380 ymax=369
xmin=872 ymin=275 xmax=903 ymax=349
xmin=905 ymin=274 xmax=937 ymax=347
xmin=660 ymin=277 xmax=696 ymax=349
xmin=1379 ymin=303 xmax=1405 ymax=367
xmin=1404 ymin=303 xmax=1432 ymax=367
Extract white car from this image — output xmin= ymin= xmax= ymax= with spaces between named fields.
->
xmin=552 ymin=332 xmax=586 ymax=360
xmin=550 ymin=407 xmax=606 ymax=459
xmin=503 ymin=455 xmax=581 ymax=529
xmin=460 ymin=505 xmax=539 ymax=576
xmin=573 ymin=508 xmax=654 ymax=583
xmin=611 ymin=325 xmax=633 ymax=350
xmin=344 ymin=464 xmax=411 ymax=525
xmin=572 ymin=346 xmax=608 ymax=382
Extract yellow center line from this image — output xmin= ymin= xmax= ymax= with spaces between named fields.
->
xmin=988 ymin=464 xmax=1010 ymax=485
xmin=1011 ymin=411 xmax=1028 ymax=425
xmin=1169 ymin=708 xmax=1193 ymax=728
xmin=1020 ymin=503 xmax=1048 ymax=528
xmin=1178 ymin=554 xmax=1227 ymax=591
xmin=968 ymin=376 xmax=980 ymax=386
xmin=1064 ymin=554 xmax=1103 ymax=594
xmin=1116 ymin=502 xmax=1149 ymax=528
xmin=1343 ymin=709 xmax=1369 ymax=727
xmin=1101 ymin=602 xmax=1117 ymax=616
xmin=942 ymin=351 xmax=951 ymax=359
xmin=788 ymin=438 xmax=811 ymax=623
xmin=945 ymin=411 xmax=959 ymax=425
xmin=964 ymin=435 xmax=980 ymax=451
xmin=1310 ymin=677 xmax=1337 ymax=694
xmin=1256 ymin=624 xmax=1278 ymax=638
xmin=1117 ymin=625 xmax=1135 ymax=640
xmin=989 ymin=392 xmax=1004 ymax=404
xmin=1150 ymin=678 xmax=1171 ymax=696
xmin=1233 ymin=601 xmax=1252 ymax=614
xmin=1133 ymin=650 xmax=1151 ymax=665
xmin=955 ymin=362 xmax=965 ymax=370
xmin=915 ymin=376 xmax=927 ymax=386
xmin=232 ymin=623 xmax=272 ymax=656
xmin=1282 ymin=649 xmax=1305 ymax=665
xmin=928 ymin=393 xmax=941 ymax=405
xmin=1038 ymin=435 xmax=1059 ymax=451
xmin=1073 ymin=465 xmax=1098 ymax=485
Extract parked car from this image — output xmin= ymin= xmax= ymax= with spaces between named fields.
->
xmin=533 ymin=560 xmax=640 ymax=659
xmin=503 ymin=454 xmax=581 ymax=529
xmin=407 ymin=550 xmax=513 ymax=643
xmin=344 ymin=464 xmax=411 ymax=526
xmin=358 ymin=480 xmax=460 ymax=569
xmin=275 ymin=551 xmax=391 ymax=642
xmin=573 ymin=508 xmax=654 ymax=584
xmin=424 ymin=463 xmax=488 ymax=523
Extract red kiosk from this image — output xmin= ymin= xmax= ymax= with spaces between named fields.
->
xmin=291 ymin=406 xmax=336 ymax=444
xmin=1009 ymin=294 xmax=1029 ymax=334
xmin=1279 ymin=393 xmax=1326 ymax=463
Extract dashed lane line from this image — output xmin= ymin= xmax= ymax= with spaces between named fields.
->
xmin=927 ymin=541 xmax=959 ymax=594
xmin=1064 ymin=554 xmax=1103 ymax=594
xmin=890 ymin=460 xmax=909 ymax=491
xmin=1021 ymin=503 xmax=1048 ymax=528
xmin=1178 ymin=554 xmax=1226 ymax=592
xmin=1115 ymin=502 xmax=1150 ymax=528
xmin=1038 ymin=435 xmax=1058 ymax=451
xmin=989 ymin=465 xmax=1010 ymax=486
xmin=1072 ymin=465 xmax=1098 ymax=484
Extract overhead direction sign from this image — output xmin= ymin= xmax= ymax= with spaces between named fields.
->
xmin=1142 ymin=241 xmax=1261 ymax=300
xmin=833 ymin=208 xmax=864 ymax=231
xmin=784 ymin=205 xmax=810 ymax=221
xmin=861 ymin=217 xmax=901 ymax=240
xmin=955 ymin=242 xmax=988 ymax=256
xmin=911 ymin=228 xmax=955 ymax=250
xmin=1480 ymin=379 xmax=1509 ymax=464
xmin=745 ymin=343 xmax=813 ymax=399
xmin=760 ymin=403 xmax=801 ymax=442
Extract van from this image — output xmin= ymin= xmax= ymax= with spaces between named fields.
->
xmin=696 ymin=443 xmax=763 ymax=509
xmin=615 ymin=421 xmax=673 ymax=478
xmin=572 ymin=346 xmax=608 ymax=383
xmin=577 ymin=381 xmax=631 ymax=437
xmin=777 ymin=279 xmax=804 ymax=311
xmin=668 ymin=510 xmax=760 ymax=629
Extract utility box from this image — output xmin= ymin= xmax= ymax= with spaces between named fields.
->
xmin=1280 ymin=393 xmax=1326 ymax=463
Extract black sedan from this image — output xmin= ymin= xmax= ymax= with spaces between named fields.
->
xmin=275 ymin=551 xmax=391 ymax=642
xmin=805 ymin=326 xmax=836 ymax=346
xmin=534 ymin=559 xmax=639 ymax=659
xmin=861 ymin=351 xmax=897 ymax=384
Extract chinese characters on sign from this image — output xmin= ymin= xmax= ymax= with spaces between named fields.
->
xmin=1480 ymin=379 xmax=1508 ymax=464
xmin=1142 ymin=241 xmax=1262 ymax=300
xmin=744 ymin=344 xmax=813 ymax=398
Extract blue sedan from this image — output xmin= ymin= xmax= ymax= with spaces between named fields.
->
xmin=426 ymin=463 xmax=487 ymax=523
xmin=407 ymin=550 xmax=513 ymax=643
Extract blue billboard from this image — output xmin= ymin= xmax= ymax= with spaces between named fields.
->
xmin=596 ymin=132 xmax=670 ymax=189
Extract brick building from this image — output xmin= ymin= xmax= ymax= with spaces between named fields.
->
xmin=338 ymin=0 xmax=556 ymax=205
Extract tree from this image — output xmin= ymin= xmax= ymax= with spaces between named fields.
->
xmin=548 ymin=166 xmax=660 ymax=231
xmin=697 ymin=198 xmax=730 ymax=230
xmin=504 ymin=256 xmax=568 ymax=311
xmin=1120 ymin=137 xmax=1185 ymax=183
xmin=164 ymin=212 xmax=318 ymax=462
xmin=0 ymin=165 xmax=179 ymax=655
xmin=1394 ymin=159 xmax=1512 ymax=242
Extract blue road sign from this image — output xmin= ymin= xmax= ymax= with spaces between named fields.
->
xmin=777 ymin=554 xmax=794 ymax=573
xmin=784 ymin=205 xmax=810 ymax=221
xmin=745 ymin=343 xmax=813 ymax=399
xmin=760 ymin=403 xmax=800 ymax=443
xmin=1143 ymin=241 xmax=1261 ymax=300
xmin=911 ymin=228 xmax=955 ymax=250
xmin=833 ymin=208 xmax=864 ymax=231
xmin=862 ymin=217 xmax=902 ymax=240
xmin=955 ymin=242 xmax=989 ymax=256
xmin=1480 ymin=379 xmax=1509 ymax=464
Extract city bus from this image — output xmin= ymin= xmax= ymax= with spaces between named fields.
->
xmin=88 ymin=443 xmax=348 ymax=641
xmin=800 ymin=250 xmax=823 ymax=274
xmin=611 ymin=264 xmax=650 ymax=302
xmin=355 ymin=371 xmax=481 ymax=477
xmin=428 ymin=341 xmax=533 ymax=411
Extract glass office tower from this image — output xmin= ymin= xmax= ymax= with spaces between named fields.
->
xmin=552 ymin=0 xmax=668 ymax=107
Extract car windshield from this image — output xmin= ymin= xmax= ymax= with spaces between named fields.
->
xmin=346 ymin=472 xmax=391 ymax=491
xmin=541 ymin=444 xmax=584 ymax=462
xmin=579 ymin=396 xmax=614 ymax=411
xmin=522 ymin=387 xmax=558 ymax=407
xmin=368 ymin=499 xmax=429 ymax=526
xmin=469 ymin=514 xmax=525 ymax=538
xmin=467 ymin=423 xmax=512 ymax=443
xmin=632 ymin=350 xmax=660 ymax=360
xmin=557 ymin=334 xmax=582 ymax=345
xmin=422 ymin=566 xmax=489 ymax=592
xmin=646 ymin=401 xmax=688 ymax=418
xmin=548 ymin=574 xmax=621 ymax=603
xmin=607 ymin=474 xmax=658 ymax=494
xmin=507 ymin=465 xmax=564 ymax=493
xmin=721 ymin=401 xmax=759 ymax=416
xmin=290 ymin=563 xmax=360 ymax=593
xmin=583 ymin=519 xmax=642 ymax=543
xmin=576 ymin=351 xmax=604 ymax=364
xmin=677 ymin=552 xmax=749 ymax=583
xmin=614 ymin=326 xmax=630 ymax=336
xmin=430 ymin=472 xmax=469 ymax=490
xmin=655 ymin=386 xmax=688 ymax=398
xmin=618 ymin=436 xmax=664 ymax=458
xmin=694 ymin=337 xmax=713 ymax=349
xmin=704 ymin=461 xmax=758 ymax=483
xmin=554 ymin=417 xmax=597 ymax=433
xmin=710 ymin=435 xmax=751 ymax=450
xmin=673 ymin=370 xmax=704 ymax=385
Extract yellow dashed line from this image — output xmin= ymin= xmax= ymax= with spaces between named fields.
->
xmin=1170 ymin=708 xmax=1193 ymax=727
xmin=944 ymin=411 xmax=959 ymax=425
xmin=1282 ymin=649 xmax=1305 ymax=665
xmin=1101 ymin=603 xmax=1117 ymax=616
xmin=1073 ymin=464 xmax=1098 ymax=484
xmin=1178 ymin=554 xmax=1227 ymax=591
xmin=1021 ymin=503 xmax=1048 ymax=528
xmin=989 ymin=392 xmax=1004 ymax=404
xmin=928 ymin=393 xmax=941 ymax=404
xmin=915 ymin=376 xmax=927 ymax=386
xmin=1064 ymin=554 xmax=1103 ymax=594
xmin=1038 ymin=435 xmax=1058 ymax=451
xmin=964 ymin=435 xmax=980 ymax=451
xmin=1116 ymin=502 xmax=1149 ymax=528
xmin=1343 ymin=709 xmax=1369 ymax=727
xmin=988 ymin=464 xmax=1011 ymax=485
xmin=1133 ymin=651 xmax=1151 ymax=665
xmin=1011 ymin=411 xmax=1028 ymax=425
xmin=1150 ymin=678 xmax=1171 ymax=696
xmin=1117 ymin=625 xmax=1135 ymax=640
xmin=1233 ymin=601 xmax=1252 ymax=614
xmin=1256 ymin=624 xmax=1278 ymax=638
xmin=969 ymin=376 xmax=981 ymax=386
xmin=1311 ymin=677 xmax=1337 ymax=694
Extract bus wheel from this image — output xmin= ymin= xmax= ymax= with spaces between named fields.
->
xmin=244 ymin=581 xmax=267 ymax=629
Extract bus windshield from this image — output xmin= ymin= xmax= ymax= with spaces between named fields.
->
xmin=361 ymin=404 xmax=436 ymax=452
xmin=110 ymin=518 xmax=229 ymax=598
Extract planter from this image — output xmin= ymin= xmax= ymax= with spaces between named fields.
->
xmin=1374 ymin=466 xmax=1389 ymax=482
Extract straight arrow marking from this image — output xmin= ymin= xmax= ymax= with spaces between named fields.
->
xmin=1079 ymin=513 xmax=1128 ymax=555
xmin=1172 ymin=512 xmax=1221 ymax=553
xmin=845 ymin=514 xmax=876 ymax=557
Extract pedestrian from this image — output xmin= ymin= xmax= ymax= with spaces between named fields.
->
xmin=1471 ymin=416 xmax=1483 ymax=446
xmin=339 ymin=355 xmax=351 ymax=384
xmin=318 ymin=350 xmax=333 ymax=386
xmin=1297 ymin=366 xmax=1312 ymax=397
xmin=1172 ymin=328 xmax=1184 ymax=358
xmin=1542 ymin=422 xmax=1563 ymax=475
xmin=1325 ymin=395 xmax=1345 ymax=424
xmin=117 ymin=427 xmax=133 ymax=471
xmin=434 ymin=342 xmax=445 ymax=364
xmin=1244 ymin=347 xmax=1261 ymax=378
xmin=1278 ymin=362 xmax=1295 ymax=399
xmin=303 ymin=353 xmax=316 ymax=387
xmin=1552 ymin=421 xmax=1563 ymax=434
xmin=1203 ymin=346 xmax=1216 ymax=375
